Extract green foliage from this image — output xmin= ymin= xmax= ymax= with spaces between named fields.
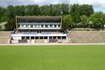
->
xmin=89 ymin=12 xmax=105 ymax=28
xmin=63 ymin=15 xmax=74 ymax=29
xmin=70 ymin=4 xmax=94 ymax=23
xmin=80 ymin=15 xmax=89 ymax=27
xmin=0 ymin=7 xmax=6 ymax=23
xmin=1 ymin=4 xmax=105 ymax=30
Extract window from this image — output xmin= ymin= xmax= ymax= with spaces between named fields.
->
xmin=44 ymin=37 xmax=47 ymax=39
xmin=40 ymin=37 xmax=43 ymax=39
xmin=26 ymin=37 xmax=30 ymax=39
xmin=62 ymin=36 xmax=66 ymax=39
xmin=35 ymin=37 xmax=39 ymax=39
xmin=18 ymin=25 xmax=20 ymax=28
xmin=54 ymin=25 xmax=56 ymax=28
xmin=31 ymin=25 xmax=33 ymax=28
xmin=45 ymin=25 xmax=48 ymax=28
xmin=49 ymin=36 xmax=52 ymax=39
xmin=31 ymin=36 xmax=34 ymax=39
xmin=53 ymin=36 xmax=56 ymax=39
xmin=58 ymin=36 xmax=61 ymax=39
xmin=58 ymin=25 xmax=60 ymax=27
xmin=22 ymin=36 xmax=25 ymax=40
xmin=50 ymin=25 xmax=53 ymax=28
xmin=41 ymin=25 xmax=43 ymax=28
xmin=26 ymin=25 xmax=29 ymax=28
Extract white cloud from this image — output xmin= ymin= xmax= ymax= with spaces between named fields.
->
xmin=0 ymin=0 xmax=105 ymax=10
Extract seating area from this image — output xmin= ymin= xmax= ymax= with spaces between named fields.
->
xmin=68 ymin=31 xmax=105 ymax=43
xmin=0 ymin=31 xmax=11 ymax=44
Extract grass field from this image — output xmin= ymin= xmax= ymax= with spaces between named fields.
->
xmin=0 ymin=45 xmax=105 ymax=70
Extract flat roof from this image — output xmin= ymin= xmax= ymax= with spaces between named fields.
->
xmin=16 ymin=16 xmax=62 ymax=20
xmin=0 ymin=22 xmax=7 ymax=26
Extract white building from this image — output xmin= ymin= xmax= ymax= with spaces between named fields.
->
xmin=11 ymin=16 xmax=68 ymax=43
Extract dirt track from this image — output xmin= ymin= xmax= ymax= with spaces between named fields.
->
xmin=0 ymin=43 xmax=105 ymax=46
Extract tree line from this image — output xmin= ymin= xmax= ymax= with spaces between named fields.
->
xmin=0 ymin=4 xmax=105 ymax=30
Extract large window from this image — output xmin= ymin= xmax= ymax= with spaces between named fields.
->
xmin=17 ymin=19 xmax=61 ymax=23
xmin=58 ymin=25 xmax=60 ymax=27
xmin=35 ymin=37 xmax=39 ymax=39
xmin=45 ymin=25 xmax=48 ymax=28
xmin=30 ymin=25 xmax=33 ymax=28
xmin=50 ymin=25 xmax=53 ymax=28
xmin=40 ymin=37 xmax=43 ymax=39
xmin=44 ymin=36 xmax=47 ymax=39
xmin=31 ymin=36 xmax=34 ymax=39
xmin=26 ymin=37 xmax=30 ymax=39
xmin=22 ymin=36 xmax=25 ymax=40
xmin=54 ymin=25 xmax=56 ymax=28
xmin=41 ymin=25 xmax=43 ymax=28
xmin=62 ymin=36 xmax=66 ymax=39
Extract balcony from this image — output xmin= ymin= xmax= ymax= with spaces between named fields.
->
xmin=18 ymin=24 xmax=61 ymax=29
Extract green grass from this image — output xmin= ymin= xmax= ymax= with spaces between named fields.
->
xmin=0 ymin=45 xmax=105 ymax=70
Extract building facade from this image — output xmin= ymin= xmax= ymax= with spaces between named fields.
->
xmin=11 ymin=16 xmax=68 ymax=43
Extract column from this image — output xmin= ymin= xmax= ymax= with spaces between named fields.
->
xmin=56 ymin=25 xmax=58 ymax=28
xmin=33 ymin=25 xmax=35 ymax=28
xmin=48 ymin=25 xmax=50 ymax=28
xmin=29 ymin=25 xmax=30 ymax=28
xmin=36 ymin=25 xmax=38 ymax=28
xmin=24 ymin=24 xmax=26 ymax=28
xmin=39 ymin=25 xmax=41 ymax=28
xmin=53 ymin=25 xmax=54 ymax=28
xmin=48 ymin=36 xmax=49 ymax=43
xmin=20 ymin=25 xmax=22 ymax=28
xmin=43 ymin=25 xmax=45 ymax=28
xmin=30 ymin=36 xmax=31 ymax=43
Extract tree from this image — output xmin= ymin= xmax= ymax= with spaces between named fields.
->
xmin=0 ymin=7 xmax=6 ymax=22
xmin=62 ymin=15 xmax=74 ymax=29
xmin=70 ymin=4 xmax=81 ymax=23
xmin=80 ymin=4 xmax=94 ymax=16
xmin=14 ymin=5 xmax=25 ymax=16
xmin=89 ymin=12 xmax=105 ymax=28
xmin=70 ymin=4 xmax=94 ymax=24
xmin=80 ymin=15 xmax=89 ymax=27
xmin=5 ymin=5 xmax=16 ymax=30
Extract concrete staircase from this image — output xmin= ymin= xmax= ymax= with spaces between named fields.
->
xmin=35 ymin=40 xmax=44 ymax=43
xmin=0 ymin=31 xmax=11 ymax=44
xmin=68 ymin=31 xmax=105 ymax=43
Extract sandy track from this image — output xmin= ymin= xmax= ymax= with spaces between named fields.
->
xmin=0 ymin=43 xmax=105 ymax=46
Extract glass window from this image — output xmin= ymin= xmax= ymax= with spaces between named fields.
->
xmin=50 ymin=25 xmax=52 ymax=28
xmin=44 ymin=37 xmax=47 ymax=39
xmin=58 ymin=25 xmax=60 ymax=27
xmin=22 ymin=36 xmax=25 ymax=40
xmin=31 ymin=25 xmax=33 ymax=28
xmin=40 ymin=37 xmax=43 ymax=39
xmin=54 ymin=25 xmax=56 ymax=28
xmin=31 ymin=36 xmax=34 ymax=39
xmin=35 ymin=37 xmax=39 ymax=39
xmin=53 ymin=36 xmax=56 ymax=39
xmin=45 ymin=25 xmax=48 ymax=28
xmin=26 ymin=25 xmax=29 ymax=28
xmin=62 ymin=36 xmax=66 ymax=39
xmin=41 ymin=25 xmax=43 ymax=28
xmin=49 ymin=36 xmax=52 ymax=39
xmin=26 ymin=37 xmax=30 ymax=39
xmin=58 ymin=36 xmax=61 ymax=39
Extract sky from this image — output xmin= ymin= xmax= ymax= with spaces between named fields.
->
xmin=0 ymin=0 xmax=105 ymax=12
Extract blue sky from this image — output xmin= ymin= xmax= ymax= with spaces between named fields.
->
xmin=94 ymin=8 xmax=105 ymax=12
xmin=0 ymin=0 xmax=105 ymax=12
